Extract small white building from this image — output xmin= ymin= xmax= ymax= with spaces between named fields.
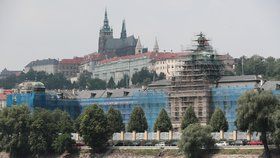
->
xmin=152 ymin=52 xmax=190 ymax=80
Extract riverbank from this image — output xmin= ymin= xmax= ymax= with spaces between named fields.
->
xmin=1 ymin=148 xmax=280 ymax=158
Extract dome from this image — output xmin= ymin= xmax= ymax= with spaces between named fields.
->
xmin=17 ymin=81 xmax=45 ymax=93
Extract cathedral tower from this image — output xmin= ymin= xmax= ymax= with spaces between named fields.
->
xmin=135 ymin=36 xmax=143 ymax=54
xmin=153 ymin=37 xmax=159 ymax=52
xmin=98 ymin=9 xmax=113 ymax=53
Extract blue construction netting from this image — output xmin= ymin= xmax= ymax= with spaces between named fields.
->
xmin=211 ymin=86 xmax=255 ymax=131
xmin=6 ymin=90 xmax=169 ymax=132
xmin=79 ymin=90 xmax=169 ymax=131
xmin=6 ymin=93 xmax=81 ymax=118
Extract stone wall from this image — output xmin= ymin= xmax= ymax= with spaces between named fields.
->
xmin=112 ymin=130 xmax=260 ymax=141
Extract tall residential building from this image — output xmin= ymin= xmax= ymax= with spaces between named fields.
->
xmin=98 ymin=10 xmax=138 ymax=57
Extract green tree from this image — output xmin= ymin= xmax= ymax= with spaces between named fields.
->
xmin=74 ymin=115 xmax=82 ymax=133
xmin=87 ymin=78 xmax=107 ymax=90
xmin=236 ymin=90 xmax=279 ymax=158
xmin=107 ymin=77 xmax=116 ymax=89
xmin=43 ymin=73 xmax=72 ymax=90
xmin=0 ymin=74 xmax=18 ymax=89
xmin=51 ymin=109 xmax=76 ymax=154
xmin=107 ymin=107 xmax=125 ymax=135
xmin=29 ymin=108 xmax=58 ymax=156
xmin=52 ymin=133 xmax=76 ymax=154
xmin=181 ymin=106 xmax=199 ymax=130
xmin=235 ymin=55 xmax=266 ymax=76
xmin=117 ymin=74 xmax=129 ymax=88
xmin=0 ymin=106 xmax=31 ymax=158
xmin=77 ymin=71 xmax=92 ymax=89
xmin=272 ymin=108 xmax=280 ymax=148
xmin=127 ymin=107 xmax=148 ymax=132
xmin=131 ymin=67 xmax=156 ymax=85
xmin=79 ymin=105 xmax=110 ymax=152
xmin=209 ymin=108 xmax=228 ymax=132
xmin=179 ymin=123 xmax=215 ymax=158
xmin=153 ymin=108 xmax=172 ymax=132
xmin=52 ymin=109 xmax=74 ymax=134
xmin=0 ymin=70 xmax=73 ymax=90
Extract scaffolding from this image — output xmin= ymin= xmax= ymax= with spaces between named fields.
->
xmin=169 ymin=33 xmax=224 ymax=130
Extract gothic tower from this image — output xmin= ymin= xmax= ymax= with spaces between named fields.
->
xmin=98 ymin=9 xmax=113 ymax=53
xmin=135 ymin=36 xmax=143 ymax=54
xmin=120 ymin=19 xmax=127 ymax=39
xmin=153 ymin=37 xmax=159 ymax=52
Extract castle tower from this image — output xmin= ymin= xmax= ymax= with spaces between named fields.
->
xmin=135 ymin=36 xmax=143 ymax=54
xmin=153 ymin=37 xmax=159 ymax=52
xmin=120 ymin=19 xmax=127 ymax=39
xmin=98 ymin=9 xmax=113 ymax=53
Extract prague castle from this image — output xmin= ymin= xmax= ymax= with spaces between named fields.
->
xmin=98 ymin=10 xmax=144 ymax=57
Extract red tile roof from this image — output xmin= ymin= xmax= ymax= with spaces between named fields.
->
xmin=0 ymin=94 xmax=6 ymax=100
xmin=82 ymin=53 xmax=105 ymax=63
xmin=79 ymin=51 xmax=191 ymax=65
xmin=152 ymin=52 xmax=191 ymax=61
xmin=60 ymin=57 xmax=84 ymax=64
xmin=4 ymin=90 xmax=13 ymax=95
xmin=98 ymin=52 xmax=157 ymax=64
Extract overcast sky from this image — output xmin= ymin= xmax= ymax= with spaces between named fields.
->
xmin=0 ymin=0 xmax=279 ymax=71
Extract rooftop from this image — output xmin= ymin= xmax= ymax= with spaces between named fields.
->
xmin=218 ymin=75 xmax=260 ymax=83
xmin=82 ymin=53 xmax=105 ymax=63
xmin=48 ymin=88 xmax=154 ymax=99
xmin=261 ymin=81 xmax=280 ymax=91
xmin=105 ymin=35 xmax=137 ymax=50
xmin=98 ymin=52 xmax=157 ymax=65
xmin=153 ymin=52 xmax=190 ymax=61
xmin=76 ymin=88 xmax=142 ymax=99
xmin=60 ymin=57 xmax=84 ymax=64
xmin=26 ymin=59 xmax=59 ymax=67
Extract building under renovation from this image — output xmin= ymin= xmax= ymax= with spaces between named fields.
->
xmin=169 ymin=33 xmax=224 ymax=131
xmin=6 ymin=82 xmax=168 ymax=131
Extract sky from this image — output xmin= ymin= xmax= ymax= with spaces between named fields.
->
xmin=0 ymin=0 xmax=279 ymax=71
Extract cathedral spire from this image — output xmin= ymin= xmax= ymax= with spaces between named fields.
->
xmin=153 ymin=37 xmax=159 ymax=52
xmin=120 ymin=19 xmax=127 ymax=39
xmin=103 ymin=8 xmax=110 ymax=31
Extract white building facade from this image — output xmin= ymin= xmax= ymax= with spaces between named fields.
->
xmin=92 ymin=52 xmax=156 ymax=83
xmin=153 ymin=52 xmax=190 ymax=80
xmin=24 ymin=59 xmax=59 ymax=74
